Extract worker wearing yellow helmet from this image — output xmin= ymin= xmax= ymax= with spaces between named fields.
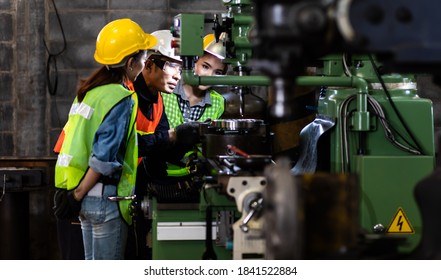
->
xmin=53 ymin=18 xmax=157 ymax=260
xmin=163 ymin=32 xmax=227 ymax=129
xmin=203 ymin=33 xmax=227 ymax=61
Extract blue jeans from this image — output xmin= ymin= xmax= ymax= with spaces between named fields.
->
xmin=79 ymin=185 xmax=128 ymax=260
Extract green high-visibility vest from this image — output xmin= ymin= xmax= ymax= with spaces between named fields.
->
xmin=55 ymin=83 xmax=138 ymax=224
xmin=161 ymin=89 xmax=224 ymax=129
xmin=161 ymin=90 xmax=224 ymax=177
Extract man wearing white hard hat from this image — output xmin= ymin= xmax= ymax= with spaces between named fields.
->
xmin=126 ymin=30 xmax=202 ymax=259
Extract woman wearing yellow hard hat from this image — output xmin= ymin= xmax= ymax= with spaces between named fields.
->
xmin=162 ymin=32 xmax=227 ymax=129
xmin=157 ymin=33 xmax=228 ymax=206
xmin=53 ymin=18 xmax=157 ymax=260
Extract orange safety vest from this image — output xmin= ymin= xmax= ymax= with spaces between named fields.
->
xmin=53 ymin=129 xmax=65 ymax=153
xmin=136 ymin=91 xmax=164 ymax=165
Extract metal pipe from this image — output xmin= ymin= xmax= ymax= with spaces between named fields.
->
xmin=182 ymin=69 xmax=271 ymax=86
xmin=182 ymin=71 xmax=370 ymax=128
xmin=296 ymin=76 xmax=370 ymax=131
xmin=296 ymin=76 xmax=369 ymax=93
xmin=183 ymin=70 xmax=369 ymax=92
xmin=232 ymin=15 xmax=254 ymax=25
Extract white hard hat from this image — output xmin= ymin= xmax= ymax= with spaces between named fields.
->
xmin=147 ymin=30 xmax=181 ymax=62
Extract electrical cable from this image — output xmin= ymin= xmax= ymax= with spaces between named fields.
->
xmin=339 ymin=93 xmax=421 ymax=173
xmin=44 ymin=0 xmax=67 ymax=97
xmin=338 ymin=55 xmax=423 ymax=172
xmin=367 ymin=54 xmax=424 ymax=155
xmin=368 ymin=96 xmax=421 ymax=154
xmin=340 ymin=95 xmax=356 ymax=172
xmin=342 ymin=53 xmax=352 ymax=77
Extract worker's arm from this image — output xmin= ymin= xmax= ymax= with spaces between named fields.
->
xmin=73 ymin=167 xmax=101 ymax=201
xmin=74 ymin=96 xmax=133 ymax=201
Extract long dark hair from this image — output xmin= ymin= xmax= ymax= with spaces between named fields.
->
xmin=76 ymin=50 xmax=146 ymax=102
xmin=76 ymin=67 xmax=126 ymax=102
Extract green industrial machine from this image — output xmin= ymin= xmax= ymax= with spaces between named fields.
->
xmin=149 ymin=0 xmax=271 ymax=260
xmin=293 ymin=54 xmax=435 ymax=254
xmin=145 ymin=0 xmax=436 ymax=260
xmin=151 ymin=188 xmax=237 ymax=260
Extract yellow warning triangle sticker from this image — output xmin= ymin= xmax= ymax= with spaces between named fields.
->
xmin=386 ymin=207 xmax=414 ymax=234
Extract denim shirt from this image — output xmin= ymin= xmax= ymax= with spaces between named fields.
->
xmin=89 ymin=96 xmax=133 ymax=177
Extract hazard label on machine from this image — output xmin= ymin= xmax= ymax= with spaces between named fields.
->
xmin=386 ymin=207 xmax=415 ymax=234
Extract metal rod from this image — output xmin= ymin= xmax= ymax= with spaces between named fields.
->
xmin=183 ymin=71 xmax=369 ymax=94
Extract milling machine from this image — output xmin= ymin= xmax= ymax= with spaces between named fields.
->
xmin=140 ymin=0 xmax=439 ymax=260
xmin=251 ymin=0 xmax=439 ymax=259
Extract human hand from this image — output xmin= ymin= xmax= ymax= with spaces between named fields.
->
xmin=53 ymin=189 xmax=82 ymax=220
xmin=175 ymin=122 xmax=201 ymax=146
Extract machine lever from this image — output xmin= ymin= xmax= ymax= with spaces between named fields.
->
xmin=227 ymin=145 xmax=250 ymax=158
xmin=107 ymin=195 xmax=136 ymax=202
xmin=239 ymin=197 xmax=263 ymax=233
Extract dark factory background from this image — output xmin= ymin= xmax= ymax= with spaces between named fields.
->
xmin=1 ymin=0 xmax=441 ymax=260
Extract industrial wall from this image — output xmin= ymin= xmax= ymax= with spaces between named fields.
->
xmin=0 ymin=0 xmax=225 ymax=158
xmin=1 ymin=0 xmax=441 ymax=160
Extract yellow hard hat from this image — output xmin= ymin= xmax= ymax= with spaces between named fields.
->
xmin=203 ymin=34 xmax=216 ymax=49
xmin=94 ymin=18 xmax=157 ymax=66
xmin=203 ymin=33 xmax=226 ymax=60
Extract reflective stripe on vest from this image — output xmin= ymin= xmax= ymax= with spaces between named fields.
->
xmin=54 ymin=83 xmax=138 ymax=225
xmin=69 ymin=103 xmax=94 ymax=119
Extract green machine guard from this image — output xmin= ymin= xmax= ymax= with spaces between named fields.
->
xmin=315 ymin=54 xmax=435 ymax=254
